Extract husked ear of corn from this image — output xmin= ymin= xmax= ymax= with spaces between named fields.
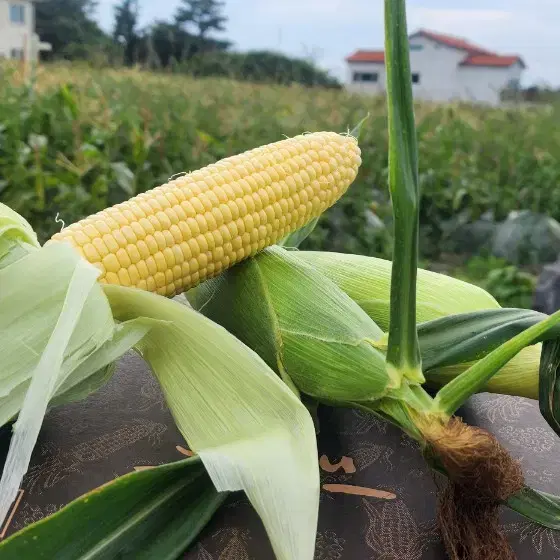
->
xmin=49 ymin=132 xmax=361 ymax=297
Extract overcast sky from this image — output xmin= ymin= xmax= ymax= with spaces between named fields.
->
xmin=96 ymin=0 xmax=559 ymax=86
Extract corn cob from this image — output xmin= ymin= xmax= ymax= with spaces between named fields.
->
xmin=49 ymin=132 xmax=361 ymax=297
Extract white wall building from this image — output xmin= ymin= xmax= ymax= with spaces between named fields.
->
xmin=346 ymin=29 xmax=525 ymax=105
xmin=0 ymin=0 xmax=50 ymax=61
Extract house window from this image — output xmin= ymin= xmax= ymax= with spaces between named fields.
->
xmin=353 ymin=72 xmax=378 ymax=83
xmin=10 ymin=3 xmax=25 ymax=24
xmin=409 ymin=44 xmax=423 ymax=51
xmin=412 ymin=73 xmax=420 ymax=84
xmin=10 ymin=48 xmax=24 ymax=60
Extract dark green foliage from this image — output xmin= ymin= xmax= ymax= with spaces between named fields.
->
xmin=453 ymin=257 xmax=537 ymax=309
xmin=175 ymin=0 xmax=227 ymax=40
xmin=113 ymin=0 xmax=140 ymax=66
xmin=33 ymin=2 xmax=337 ymax=88
xmin=35 ymin=0 xmax=108 ymax=59
xmin=0 ymin=455 xmax=225 ymax=558
xmin=187 ymin=50 xmax=340 ymax=88
xmin=138 ymin=22 xmax=230 ymax=68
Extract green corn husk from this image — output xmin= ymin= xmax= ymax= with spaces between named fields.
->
xmin=188 ymin=245 xmax=399 ymax=405
xmin=0 ymin=202 xmax=321 ymax=560
xmin=293 ymin=250 xmax=541 ymax=400
xmin=293 ymin=251 xmax=501 ymax=329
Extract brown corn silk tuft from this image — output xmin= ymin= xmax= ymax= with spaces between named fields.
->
xmin=422 ymin=418 xmax=524 ymax=560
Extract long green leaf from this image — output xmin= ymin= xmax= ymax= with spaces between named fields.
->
xmin=418 ymin=308 xmax=553 ymax=371
xmin=538 ymin=338 xmax=560 ymax=437
xmin=507 ymin=486 xmax=560 ymax=530
xmin=0 ymin=456 xmax=226 ymax=559
xmin=384 ymin=0 xmax=423 ymax=383
xmin=104 ymin=285 xmax=319 ymax=560
xmin=434 ymin=309 xmax=560 ymax=416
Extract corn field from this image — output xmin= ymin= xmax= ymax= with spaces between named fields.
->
xmin=1 ymin=63 xmax=560 ymax=272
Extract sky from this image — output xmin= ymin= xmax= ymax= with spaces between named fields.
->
xmin=96 ymin=0 xmax=560 ymax=86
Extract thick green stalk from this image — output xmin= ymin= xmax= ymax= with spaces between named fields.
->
xmin=384 ymin=0 xmax=423 ymax=384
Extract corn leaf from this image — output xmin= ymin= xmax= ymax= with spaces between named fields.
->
xmin=0 ymin=202 xmax=39 ymax=253
xmin=188 ymin=245 xmax=394 ymax=403
xmin=0 ymin=202 xmax=39 ymax=270
xmin=349 ymin=114 xmax=370 ymax=139
xmin=418 ymin=308 xmax=556 ymax=371
xmin=434 ymin=309 xmax=560 ymax=416
xmin=0 ymin=256 xmax=100 ymax=524
xmin=538 ymin=338 xmax=560 ymax=437
xmin=384 ymin=0 xmax=422 ymax=383
xmin=0 ymin=456 xmax=226 ymax=559
xmin=507 ymin=486 xmax=560 ymax=530
xmin=293 ymin=251 xmax=499 ymax=330
xmin=104 ymin=284 xmax=320 ymax=560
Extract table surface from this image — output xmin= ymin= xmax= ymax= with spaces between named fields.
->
xmin=1 ymin=352 xmax=559 ymax=559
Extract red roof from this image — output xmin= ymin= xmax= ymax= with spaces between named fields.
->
xmin=346 ymin=29 xmax=525 ymax=69
xmin=460 ymin=54 xmax=525 ymax=68
xmin=346 ymin=50 xmax=385 ymax=63
xmin=410 ymin=29 xmax=495 ymax=55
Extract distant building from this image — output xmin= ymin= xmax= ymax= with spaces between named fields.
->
xmin=346 ymin=29 xmax=525 ymax=105
xmin=0 ymin=1 xmax=51 ymax=61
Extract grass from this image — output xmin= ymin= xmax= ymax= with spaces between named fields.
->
xmin=0 ymin=62 xmax=558 ymax=306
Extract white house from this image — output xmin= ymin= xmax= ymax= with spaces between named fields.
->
xmin=0 ymin=0 xmax=50 ymax=61
xmin=346 ymin=29 xmax=525 ymax=105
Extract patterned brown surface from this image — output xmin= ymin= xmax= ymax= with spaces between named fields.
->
xmin=1 ymin=352 xmax=559 ymax=558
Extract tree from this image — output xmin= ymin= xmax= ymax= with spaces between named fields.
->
xmin=35 ymin=0 xmax=107 ymax=59
xmin=188 ymin=50 xmax=341 ymax=88
xmin=113 ymin=0 xmax=140 ymax=65
xmin=175 ymin=0 xmax=227 ymax=40
xmin=137 ymin=21 xmax=229 ymax=67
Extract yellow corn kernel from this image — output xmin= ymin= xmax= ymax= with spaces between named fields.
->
xmin=49 ymin=132 xmax=361 ymax=296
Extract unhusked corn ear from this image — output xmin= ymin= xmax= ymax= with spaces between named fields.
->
xmin=188 ymin=245 xmax=394 ymax=402
xmin=49 ymin=132 xmax=361 ymax=297
xmin=293 ymin=251 xmax=500 ymax=330
xmin=293 ymin=251 xmax=541 ymax=400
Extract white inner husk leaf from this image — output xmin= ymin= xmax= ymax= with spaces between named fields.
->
xmin=105 ymin=285 xmax=320 ymax=560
